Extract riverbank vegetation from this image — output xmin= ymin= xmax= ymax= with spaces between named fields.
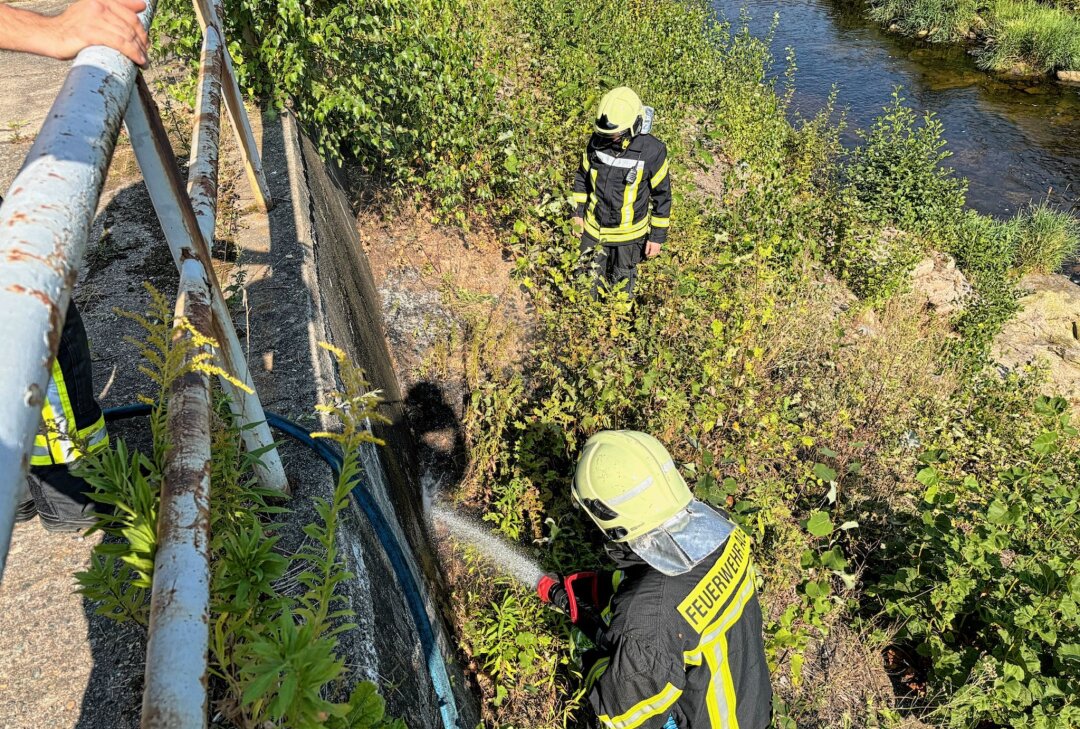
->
xmin=868 ymin=0 xmax=1080 ymax=76
xmin=152 ymin=0 xmax=1080 ymax=726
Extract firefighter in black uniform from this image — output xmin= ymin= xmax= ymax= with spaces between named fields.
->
xmin=538 ymin=430 xmax=772 ymax=729
xmin=19 ymin=300 xmax=110 ymax=530
xmin=572 ymin=87 xmax=671 ymax=297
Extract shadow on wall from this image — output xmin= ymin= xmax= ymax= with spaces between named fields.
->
xmin=404 ymin=380 xmax=468 ymax=496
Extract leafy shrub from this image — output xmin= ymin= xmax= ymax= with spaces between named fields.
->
xmin=870 ymin=394 xmax=1080 ymax=727
xmin=946 ymin=209 xmax=1018 ymax=279
xmin=942 ymin=211 xmax=1022 ymax=363
xmin=829 ymin=224 xmax=926 ymax=301
xmin=840 ymin=90 xmax=967 ymax=238
xmin=1011 ymin=200 xmax=1080 ymax=275
xmin=154 ymin=0 xmax=504 ymax=211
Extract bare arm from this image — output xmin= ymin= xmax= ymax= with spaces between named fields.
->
xmin=0 ymin=0 xmax=149 ymax=65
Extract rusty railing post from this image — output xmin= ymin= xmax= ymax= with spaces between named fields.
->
xmin=124 ymin=70 xmax=289 ymax=494
xmin=192 ymin=0 xmax=273 ymax=211
xmin=141 ymin=256 xmax=214 ymax=729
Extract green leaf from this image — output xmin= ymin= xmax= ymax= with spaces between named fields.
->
xmin=813 ymin=463 xmax=837 ymax=482
xmin=805 ymin=511 xmax=834 ymax=538
xmin=916 ymin=466 xmax=939 ymax=487
xmin=1032 ymin=430 xmax=1059 ymax=456
xmin=987 ymin=499 xmax=1017 ymax=525
xmin=821 ymin=547 xmax=847 ymax=571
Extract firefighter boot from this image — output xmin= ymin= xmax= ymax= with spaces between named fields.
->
xmin=27 ymin=463 xmax=100 ymax=532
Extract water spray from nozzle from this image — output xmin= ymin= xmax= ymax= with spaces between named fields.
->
xmin=429 ymin=501 xmax=545 ymax=590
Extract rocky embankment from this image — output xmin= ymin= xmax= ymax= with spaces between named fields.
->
xmin=993 ymin=273 xmax=1080 ymax=404
xmin=909 ymin=252 xmax=1080 ymax=408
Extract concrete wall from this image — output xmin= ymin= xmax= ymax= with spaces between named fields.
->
xmin=284 ymin=114 xmax=477 ymax=729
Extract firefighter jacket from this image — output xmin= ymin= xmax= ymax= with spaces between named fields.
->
xmin=573 ymin=133 xmax=671 ymax=245
xmin=32 ymin=301 xmax=109 ymax=466
xmin=584 ymin=522 xmax=772 ymax=729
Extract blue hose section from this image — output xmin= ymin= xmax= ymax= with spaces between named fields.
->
xmin=103 ymin=405 xmax=461 ymax=728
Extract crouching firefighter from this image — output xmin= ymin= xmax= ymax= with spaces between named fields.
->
xmin=537 ymin=431 xmax=771 ymax=729
xmin=572 ymin=87 xmax=671 ymax=298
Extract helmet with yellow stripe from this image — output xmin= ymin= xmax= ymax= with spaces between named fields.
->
xmin=573 ymin=430 xmax=735 ymax=576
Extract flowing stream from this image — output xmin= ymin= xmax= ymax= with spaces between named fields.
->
xmin=712 ymin=0 xmax=1080 ymax=218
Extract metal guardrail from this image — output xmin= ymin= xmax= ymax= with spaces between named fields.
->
xmin=0 ymin=1 xmax=289 ymax=725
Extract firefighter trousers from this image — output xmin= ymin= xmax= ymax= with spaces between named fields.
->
xmin=580 ymin=233 xmax=646 ymax=299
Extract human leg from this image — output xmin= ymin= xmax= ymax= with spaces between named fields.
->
xmin=29 ymin=301 xmax=109 ymax=531
xmin=605 ymin=239 xmax=645 ymax=298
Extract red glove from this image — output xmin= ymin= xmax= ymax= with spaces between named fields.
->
xmin=537 ymin=572 xmax=600 ymax=625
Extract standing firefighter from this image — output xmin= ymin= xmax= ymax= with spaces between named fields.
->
xmin=573 ymin=87 xmax=671 ymax=297
xmin=538 ymin=431 xmax=772 ymax=729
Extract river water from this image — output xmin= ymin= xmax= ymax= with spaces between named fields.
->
xmin=712 ymin=0 xmax=1080 ymax=218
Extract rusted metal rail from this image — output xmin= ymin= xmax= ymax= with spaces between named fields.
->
xmin=194 ymin=0 xmax=273 ymax=212
xmin=0 ymin=2 xmax=290 ymax=726
xmin=141 ymin=256 xmax=214 ymax=729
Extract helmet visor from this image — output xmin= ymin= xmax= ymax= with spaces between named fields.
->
xmin=625 ymin=500 xmax=735 ymax=576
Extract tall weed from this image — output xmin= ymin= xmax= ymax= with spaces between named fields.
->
xmin=74 ymin=290 xmax=402 ymax=728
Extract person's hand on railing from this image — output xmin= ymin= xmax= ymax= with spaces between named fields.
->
xmin=0 ymin=0 xmax=149 ymax=67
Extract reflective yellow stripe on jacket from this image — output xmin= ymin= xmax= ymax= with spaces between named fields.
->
xmin=679 ymin=528 xmax=756 ymax=729
xmin=651 ymin=159 xmax=669 ymax=187
xmin=32 ymin=359 xmax=109 ymax=466
xmin=599 ymin=682 xmax=683 ymax=729
xmin=586 ymin=656 xmax=611 ymax=690
xmin=583 ymin=216 xmax=651 ymax=244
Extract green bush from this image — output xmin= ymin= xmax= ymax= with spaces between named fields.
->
xmin=870 ymin=393 xmax=1080 ymax=727
xmin=155 ymin=0 xmax=505 ymax=211
xmin=840 ymin=90 xmax=968 ymax=237
xmin=1011 ymin=200 xmax=1080 ymax=275
xmin=944 ymin=211 xmax=1022 ymax=363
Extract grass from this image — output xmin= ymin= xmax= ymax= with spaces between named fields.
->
xmin=1012 ymin=199 xmax=1080 ymax=274
xmin=869 ymin=0 xmax=1080 ymax=74
xmin=868 ymin=0 xmax=981 ymax=42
